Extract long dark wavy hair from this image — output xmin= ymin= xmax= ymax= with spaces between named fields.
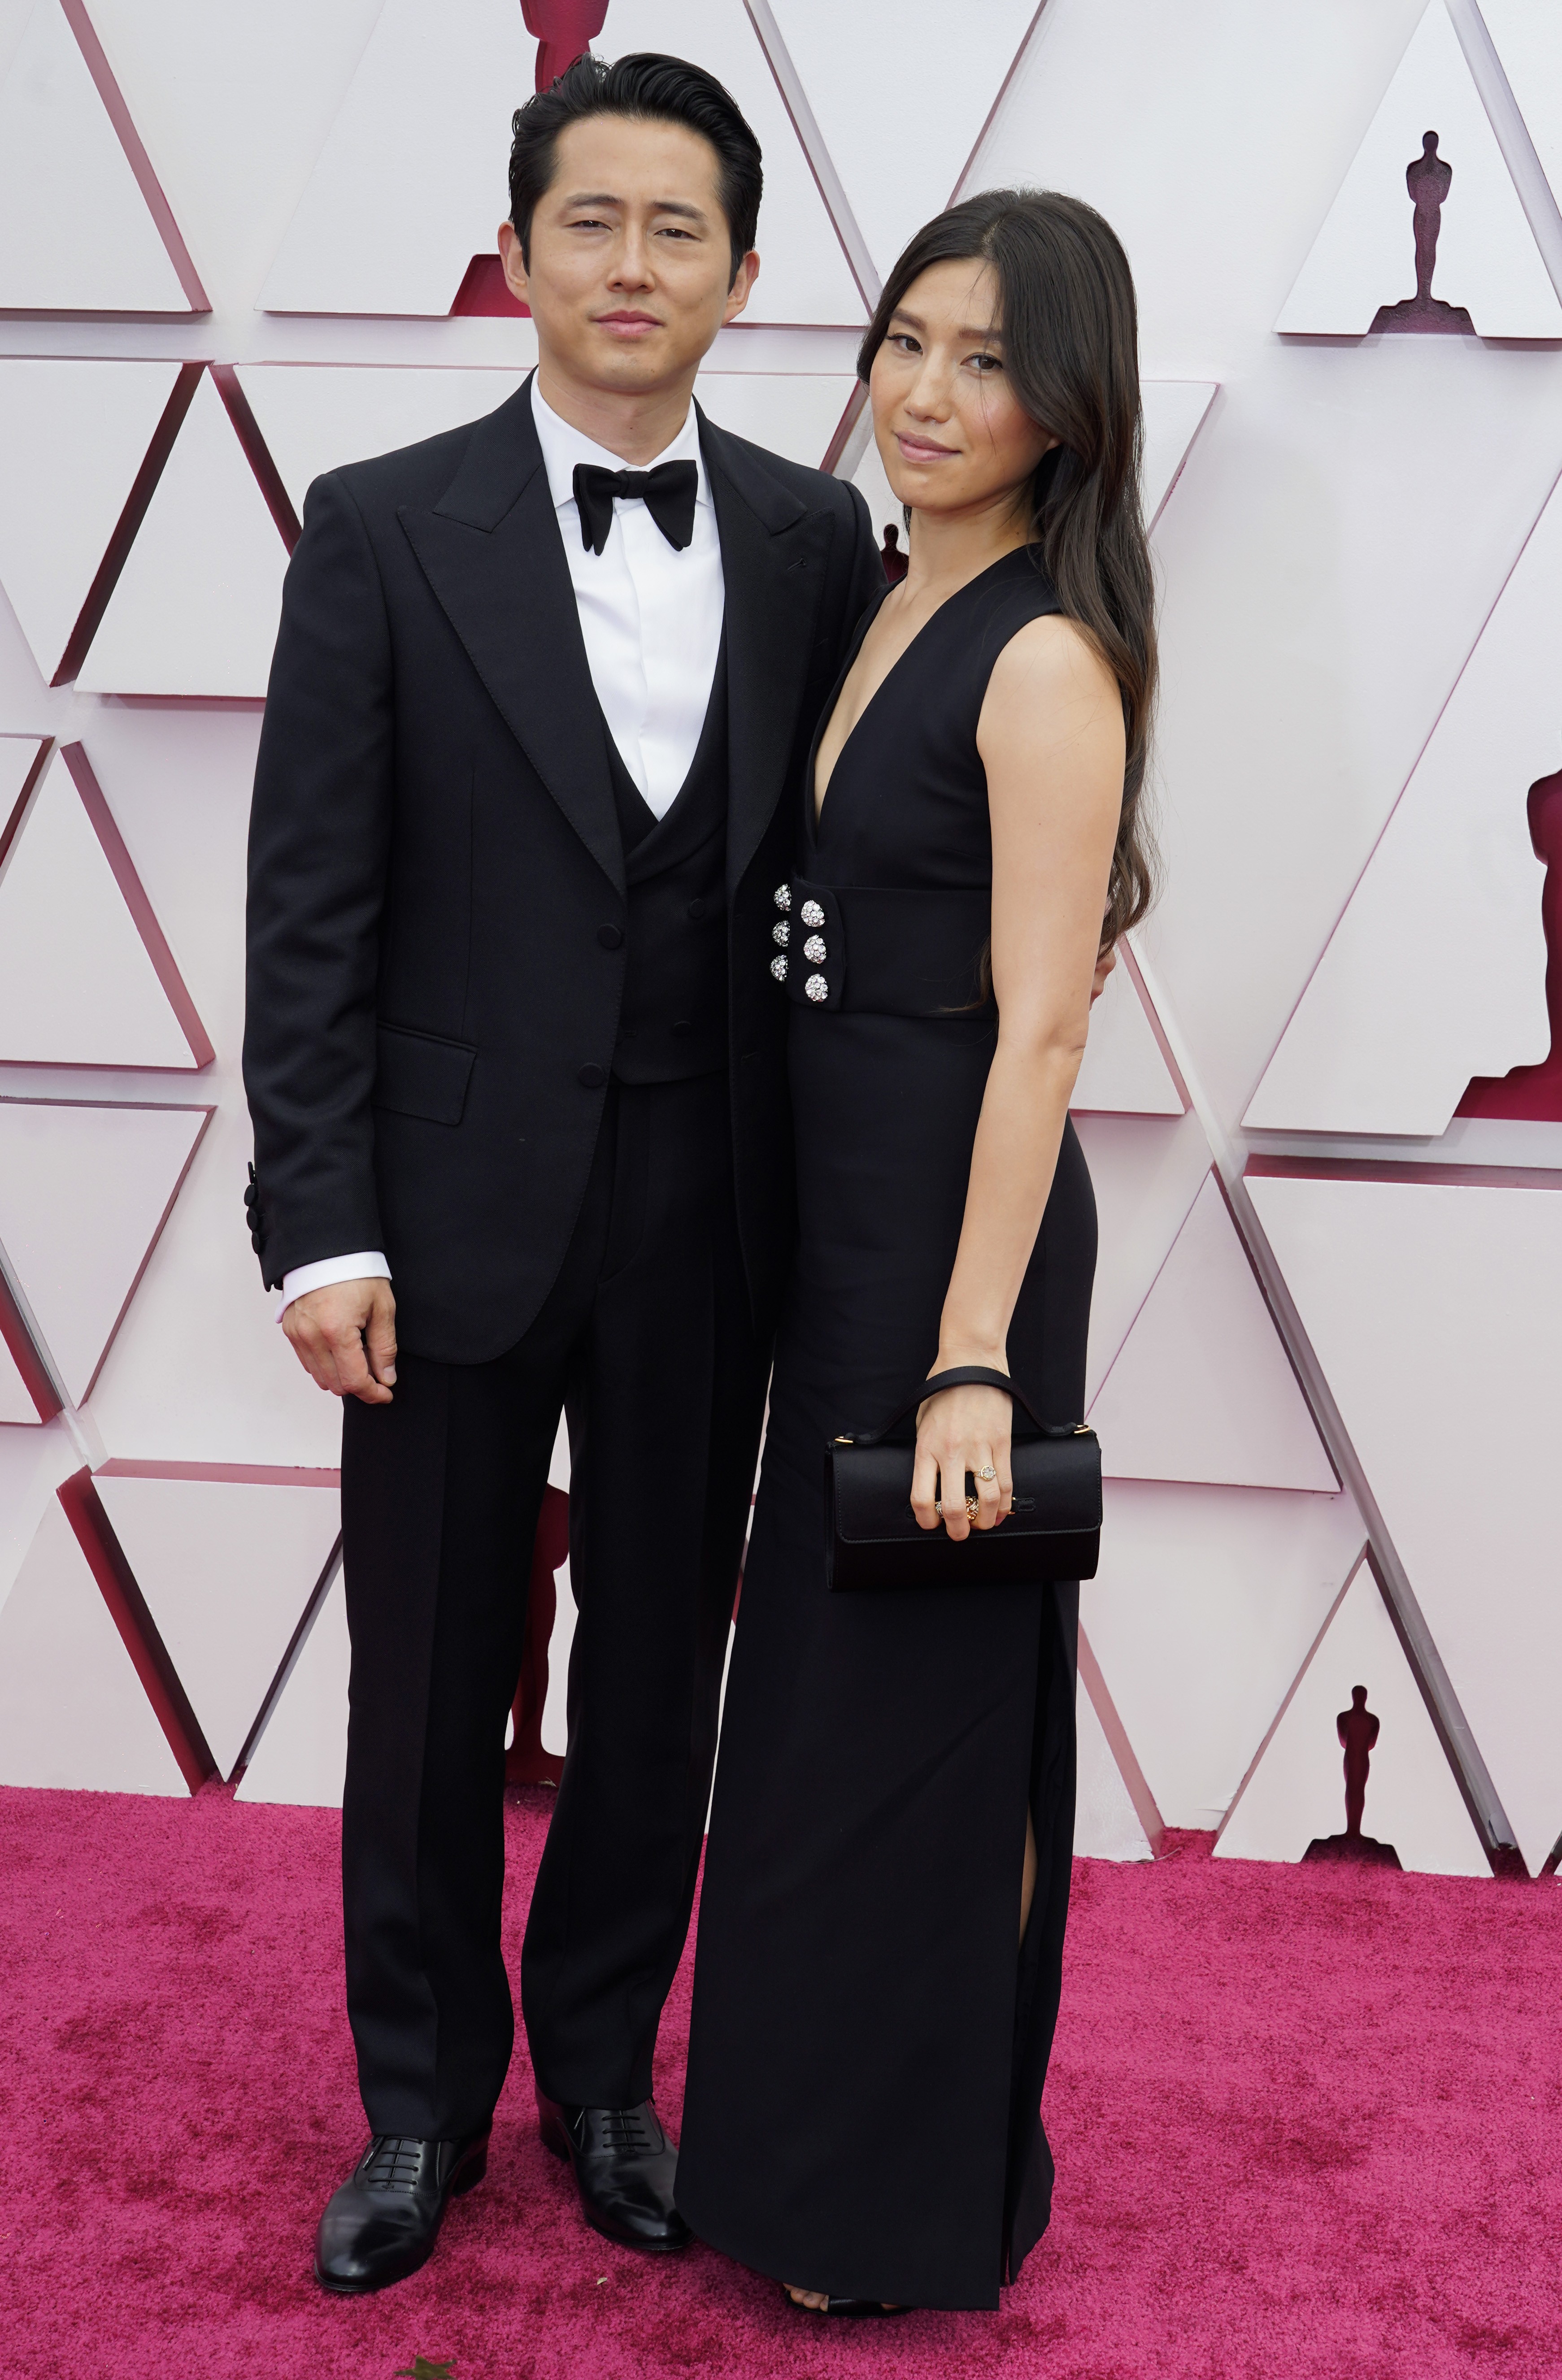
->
xmin=859 ymin=189 xmax=1158 ymax=946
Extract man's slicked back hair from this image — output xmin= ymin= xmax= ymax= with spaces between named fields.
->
xmin=508 ymin=51 xmax=762 ymax=284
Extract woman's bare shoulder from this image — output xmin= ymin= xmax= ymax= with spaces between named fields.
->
xmin=979 ymin=611 xmax=1123 ymax=767
xmin=987 ymin=610 xmax=1118 ymax=710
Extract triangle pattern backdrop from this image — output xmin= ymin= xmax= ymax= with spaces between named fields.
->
xmin=1248 ymin=1170 xmax=1562 ymax=1876
xmin=95 ymin=1466 xmax=342 ymax=1781
xmin=1070 ymin=953 xmax=1186 ymax=1119
xmin=1075 ymin=1665 xmax=1157 ymax=1862
xmin=1484 ymin=1 xmax=1562 ymax=218
xmin=75 ymin=369 xmax=290 ymax=699
xmin=1083 ymin=1479 xmax=1369 ymax=1831
xmin=0 ymin=360 xmax=184 ymax=685
xmin=234 ymin=1568 xmax=350 ymax=1808
xmin=258 ymin=0 xmax=535 ymax=317
xmin=0 ymin=743 xmax=211 ymax=1068
xmin=0 ymin=1316 xmax=44 ymax=1425
xmin=258 ymin=0 xmax=862 ymax=325
xmin=1088 ymin=1173 xmax=1336 ymax=1492
xmin=1216 ymin=1556 xmax=1488 ymax=1878
xmin=1245 ymin=464 xmax=1562 ymax=1135
xmin=0 ymin=1495 xmax=189 ymax=1793
xmin=0 ymin=0 xmax=200 ymax=313
xmin=0 ymin=1099 xmax=209 ymax=1405
xmin=1275 ymin=0 xmax=1562 ymax=338
xmin=764 ymin=0 xmax=1040 ymax=286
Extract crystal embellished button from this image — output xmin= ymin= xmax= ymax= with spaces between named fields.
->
xmin=803 ymin=934 xmax=826 ymax=964
xmin=772 ymin=920 xmax=790 ymax=947
xmin=774 ymin=883 xmax=792 ymax=912
xmin=800 ymin=899 xmax=825 ymax=928
xmin=805 ymin=973 xmax=828 ymax=1003
xmin=770 ymin=954 xmax=788 ymax=982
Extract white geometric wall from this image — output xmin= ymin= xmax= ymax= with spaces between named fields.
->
xmin=2 ymin=0 xmax=1559 ymax=1883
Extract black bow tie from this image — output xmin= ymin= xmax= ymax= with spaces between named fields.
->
xmin=572 ymin=460 xmax=698 ymax=557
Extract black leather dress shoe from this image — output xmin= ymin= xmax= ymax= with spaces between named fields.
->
xmin=313 ymin=2129 xmax=490 ymax=2294
xmin=536 ymin=2088 xmax=690 ymax=2251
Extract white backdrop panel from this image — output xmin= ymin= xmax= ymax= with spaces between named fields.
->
xmin=96 ymin=1466 xmax=340 ymax=1779
xmin=1088 ymin=1173 xmax=1336 ymax=1492
xmin=1275 ymin=0 xmax=1562 ymax=339
xmin=768 ymin=0 xmax=1039 ymax=285
xmin=0 ymin=1098 xmax=209 ymax=1403
xmin=1070 ymin=1112 xmax=1216 ymax=1407
xmin=0 ymin=0 xmax=193 ymax=313
xmin=1075 ymin=1664 xmax=1156 ymax=1863
xmin=1216 ymin=1557 xmax=1488 ymax=1877
xmin=0 ymin=360 xmax=181 ymax=686
xmin=0 ymin=1493 xmax=187 ymax=1792
xmin=0 ymin=744 xmax=205 ymax=1068
xmin=76 ymin=369 xmax=289 ymax=698
xmin=1245 ymin=463 xmax=1561 ymax=1136
xmin=1249 ymin=1172 xmax=1562 ymax=1874
xmin=234 ymin=1565 xmax=348 ymax=1807
xmin=1069 ymin=956 xmax=1185 ymax=1118
xmin=1484 ymin=2 xmax=1562 ymax=219
xmin=259 ymin=0 xmax=534 ymax=317
xmin=238 ymin=363 xmax=528 ymax=510
xmin=1082 ymin=1479 xmax=1368 ymax=1831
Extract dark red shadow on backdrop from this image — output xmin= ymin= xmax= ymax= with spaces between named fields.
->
xmin=1458 ymin=768 xmax=1562 ymax=1121
xmin=507 ymin=1484 xmax=569 ymax=1787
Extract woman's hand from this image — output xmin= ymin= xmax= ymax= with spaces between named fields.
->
xmin=910 ymin=1379 xmax=1013 ymax=1539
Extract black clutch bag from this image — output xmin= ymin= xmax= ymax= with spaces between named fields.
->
xmin=825 ymin=1365 xmax=1101 ymax=1591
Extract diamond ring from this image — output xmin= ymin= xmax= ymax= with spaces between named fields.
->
xmin=977 ymin=1464 xmax=997 ymax=1481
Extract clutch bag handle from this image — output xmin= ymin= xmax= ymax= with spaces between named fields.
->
xmin=844 ymin=1364 xmax=1089 ymax=1447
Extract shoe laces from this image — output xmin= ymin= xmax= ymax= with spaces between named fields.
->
xmin=361 ymin=2135 xmax=426 ymax=2193
xmin=597 ymin=2106 xmax=657 ymax=2154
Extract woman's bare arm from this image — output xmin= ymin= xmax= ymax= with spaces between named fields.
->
xmin=910 ymin=614 xmax=1124 ymax=1538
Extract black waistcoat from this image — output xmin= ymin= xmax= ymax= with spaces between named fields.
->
xmin=605 ymin=646 xmax=730 ymax=1085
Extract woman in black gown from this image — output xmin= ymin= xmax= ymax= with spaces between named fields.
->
xmin=676 ymin=190 xmax=1158 ymax=2314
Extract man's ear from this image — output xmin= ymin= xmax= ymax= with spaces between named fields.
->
xmin=498 ymin=220 xmax=530 ymax=307
xmin=722 ymin=249 xmax=760 ymax=328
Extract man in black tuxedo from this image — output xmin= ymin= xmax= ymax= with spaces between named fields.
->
xmin=244 ymin=51 xmax=879 ymax=2294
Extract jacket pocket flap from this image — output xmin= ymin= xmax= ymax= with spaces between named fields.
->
xmin=373 ymin=1025 xmax=475 ymax=1126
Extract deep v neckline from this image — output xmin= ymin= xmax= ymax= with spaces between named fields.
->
xmin=808 ymin=546 xmax=1038 ymax=837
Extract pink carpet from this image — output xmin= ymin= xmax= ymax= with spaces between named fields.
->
xmin=4 ymin=1785 xmax=1559 ymax=2379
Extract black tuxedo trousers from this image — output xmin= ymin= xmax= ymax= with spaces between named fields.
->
xmin=342 ymin=1071 xmax=766 ymax=2132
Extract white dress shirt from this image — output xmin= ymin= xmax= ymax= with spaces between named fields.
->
xmin=531 ymin=376 xmax=725 ymax=816
xmin=278 ymin=376 xmax=726 ymax=1321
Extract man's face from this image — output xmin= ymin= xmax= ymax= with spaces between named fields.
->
xmin=501 ymin=114 xmax=758 ymax=395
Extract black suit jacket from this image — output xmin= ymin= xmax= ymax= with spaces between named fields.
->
xmin=243 ymin=377 xmax=882 ymax=1365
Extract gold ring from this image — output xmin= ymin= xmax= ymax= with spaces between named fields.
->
xmin=977 ymin=1464 xmax=997 ymax=1481
xmin=965 ymin=1494 xmax=979 ymax=1519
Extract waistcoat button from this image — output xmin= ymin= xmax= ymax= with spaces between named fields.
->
xmin=596 ymin=923 xmax=623 ymax=949
xmin=578 ymin=1063 xmax=607 ymax=1088
xmin=686 ymin=898 xmax=706 ymax=921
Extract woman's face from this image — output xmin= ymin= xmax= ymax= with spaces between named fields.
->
xmin=869 ymin=258 xmax=1055 ymax=526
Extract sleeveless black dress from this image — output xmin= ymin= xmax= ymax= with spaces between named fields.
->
xmin=676 ymin=547 xmax=1096 ymax=2311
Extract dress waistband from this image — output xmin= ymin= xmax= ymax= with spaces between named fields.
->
xmin=767 ymin=877 xmax=994 ymax=1020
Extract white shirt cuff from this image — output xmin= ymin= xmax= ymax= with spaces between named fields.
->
xmin=275 ymin=1252 xmax=391 ymax=1323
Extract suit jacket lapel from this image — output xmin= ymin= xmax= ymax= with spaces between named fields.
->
xmin=701 ymin=409 xmax=833 ymax=896
xmin=398 ymin=376 xmax=623 ymax=893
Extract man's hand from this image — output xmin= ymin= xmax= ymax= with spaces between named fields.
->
xmin=283 ymin=1278 xmax=398 ymax=1404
